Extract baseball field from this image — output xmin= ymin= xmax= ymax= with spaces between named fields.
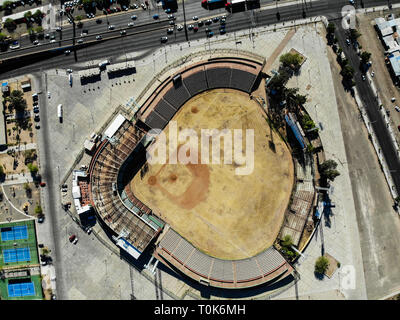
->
xmin=131 ymin=89 xmax=294 ymax=260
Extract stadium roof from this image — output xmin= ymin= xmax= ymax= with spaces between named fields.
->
xmin=104 ymin=114 xmax=126 ymax=139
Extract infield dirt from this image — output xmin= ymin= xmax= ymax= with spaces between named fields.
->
xmin=131 ymin=89 xmax=294 ymax=260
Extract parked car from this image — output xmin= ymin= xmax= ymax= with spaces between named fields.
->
xmin=38 ymin=215 xmax=44 ymax=223
xmin=187 ymin=24 xmax=194 ymax=30
xmin=10 ymin=41 xmax=20 ymax=50
xmin=167 ymin=28 xmax=173 ymax=34
xmin=69 ymin=234 xmax=78 ymax=244
xmin=160 ymin=36 xmax=168 ymax=43
xmin=177 ymin=24 xmax=183 ymax=31
xmin=395 ymin=106 xmax=400 ymax=112
xmin=198 ymin=20 xmax=204 ymax=27
xmin=33 ymin=106 xmax=39 ymax=113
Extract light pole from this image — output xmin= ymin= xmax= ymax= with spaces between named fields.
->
xmin=182 ymin=0 xmax=189 ymax=42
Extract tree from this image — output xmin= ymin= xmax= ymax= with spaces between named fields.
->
xmin=349 ymin=28 xmax=361 ymax=41
xmin=341 ymin=64 xmax=354 ymax=79
xmin=34 ymin=205 xmax=42 ymax=215
xmin=281 ymin=235 xmax=293 ymax=248
xmin=0 ymin=33 xmax=7 ymax=42
xmin=75 ymin=15 xmax=83 ymax=21
xmin=27 ymin=163 xmax=39 ymax=175
xmin=327 ymin=23 xmax=335 ymax=34
xmin=32 ymin=9 xmax=42 ymax=19
xmin=315 ymin=256 xmax=329 ymax=274
xmin=301 ymin=113 xmax=317 ymax=131
xmin=360 ymin=51 xmax=371 ymax=64
xmin=82 ymin=0 xmax=93 ymax=7
xmin=7 ymin=90 xmax=27 ymax=113
xmin=24 ymin=10 xmax=32 ymax=20
xmin=280 ymin=52 xmax=302 ymax=69
xmin=35 ymin=26 xmax=43 ymax=33
xmin=4 ymin=18 xmax=16 ymax=32
xmin=320 ymin=159 xmax=340 ymax=181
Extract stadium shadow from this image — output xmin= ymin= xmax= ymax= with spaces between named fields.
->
xmin=153 ymin=257 xmax=297 ymax=299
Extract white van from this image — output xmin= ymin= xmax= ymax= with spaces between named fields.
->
xmin=57 ymin=104 xmax=63 ymax=120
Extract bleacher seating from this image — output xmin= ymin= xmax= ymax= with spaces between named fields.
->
xmin=206 ymin=67 xmax=232 ymax=89
xmin=182 ymin=69 xmax=209 ymax=96
xmin=154 ymin=99 xmax=179 ymax=122
xmin=163 ymin=84 xmax=192 ymax=109
xmin=230 ymin=69 xmax=257 ymax=93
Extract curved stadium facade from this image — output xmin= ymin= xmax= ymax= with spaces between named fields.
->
xmin=88 ymin=54 xmax=300 ymax=289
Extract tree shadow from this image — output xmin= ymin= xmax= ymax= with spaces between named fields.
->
xmin=322 ymin=192 xmax=334 ymax=228
xmin=314 ymin=271 xmax=324 ymax=280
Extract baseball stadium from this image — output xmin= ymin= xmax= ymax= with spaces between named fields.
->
xmin=88 ymin=51 xmax=316 ymax=289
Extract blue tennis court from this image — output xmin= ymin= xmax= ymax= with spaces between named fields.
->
xmin=1 ymin=225 xmax=28 ymax=241
xmin=8 ymin=282 xmax=35 ymax=297
xmin=3 ymin=247 xmax=31 ymax=263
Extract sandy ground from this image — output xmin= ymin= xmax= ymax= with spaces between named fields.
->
xmin=132 ymin=89 xmax=294 ymax=260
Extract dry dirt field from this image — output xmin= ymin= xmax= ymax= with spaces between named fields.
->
xmin=131 ymin=89 xmax=294 ymax=260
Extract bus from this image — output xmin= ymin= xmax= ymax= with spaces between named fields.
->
xmin=225 ymin=0 xmax=246 ymax=12
xmin=201 ymin=0 xmax=226 ymax=10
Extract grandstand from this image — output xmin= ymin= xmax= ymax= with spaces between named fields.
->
xmin=153 ymin=228 xmax=293 ymax=289
xmin=89 ymin=53 xmax=303 ymax=289
xmin=139 ymin=57 xmax=263 ymax=130
xmin=89 ymin=115 xmax=163 ymax=257
xmin=279 ymin=156 xmax=316 ymax=247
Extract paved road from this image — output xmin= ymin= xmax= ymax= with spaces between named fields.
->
xmin=31 ymin=73 xmax=67 ymax=299
xmin=333 ymin=19 xmax=400 ymax=197
xmin=1 ymin=0 xmax=398 ymax=77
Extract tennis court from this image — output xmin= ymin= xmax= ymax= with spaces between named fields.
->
xmin=3 ymin=247 xmax=31 ymax=263
xmin=7 ymin=282 xmax=35 ymax=298
xmin=1 ymin=225 xmax=28 ymax=241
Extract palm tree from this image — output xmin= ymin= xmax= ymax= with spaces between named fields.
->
xmin=7 ymin=90 xmax=27 ymax=113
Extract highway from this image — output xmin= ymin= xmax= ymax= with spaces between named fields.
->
xmin=1 ymin=0 xmax=399 ymax=77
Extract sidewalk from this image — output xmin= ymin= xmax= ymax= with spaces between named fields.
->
xmin=0 ymin=143 xmax=37 ymax=154
xmin=2 ymin=172 xmax=34 ymax=185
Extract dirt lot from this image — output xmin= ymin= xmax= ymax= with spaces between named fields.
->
xmin=132 ymin=89 xmax=294 ymax=260
xmin=357 ymin=10 xmax=400 ymax=142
